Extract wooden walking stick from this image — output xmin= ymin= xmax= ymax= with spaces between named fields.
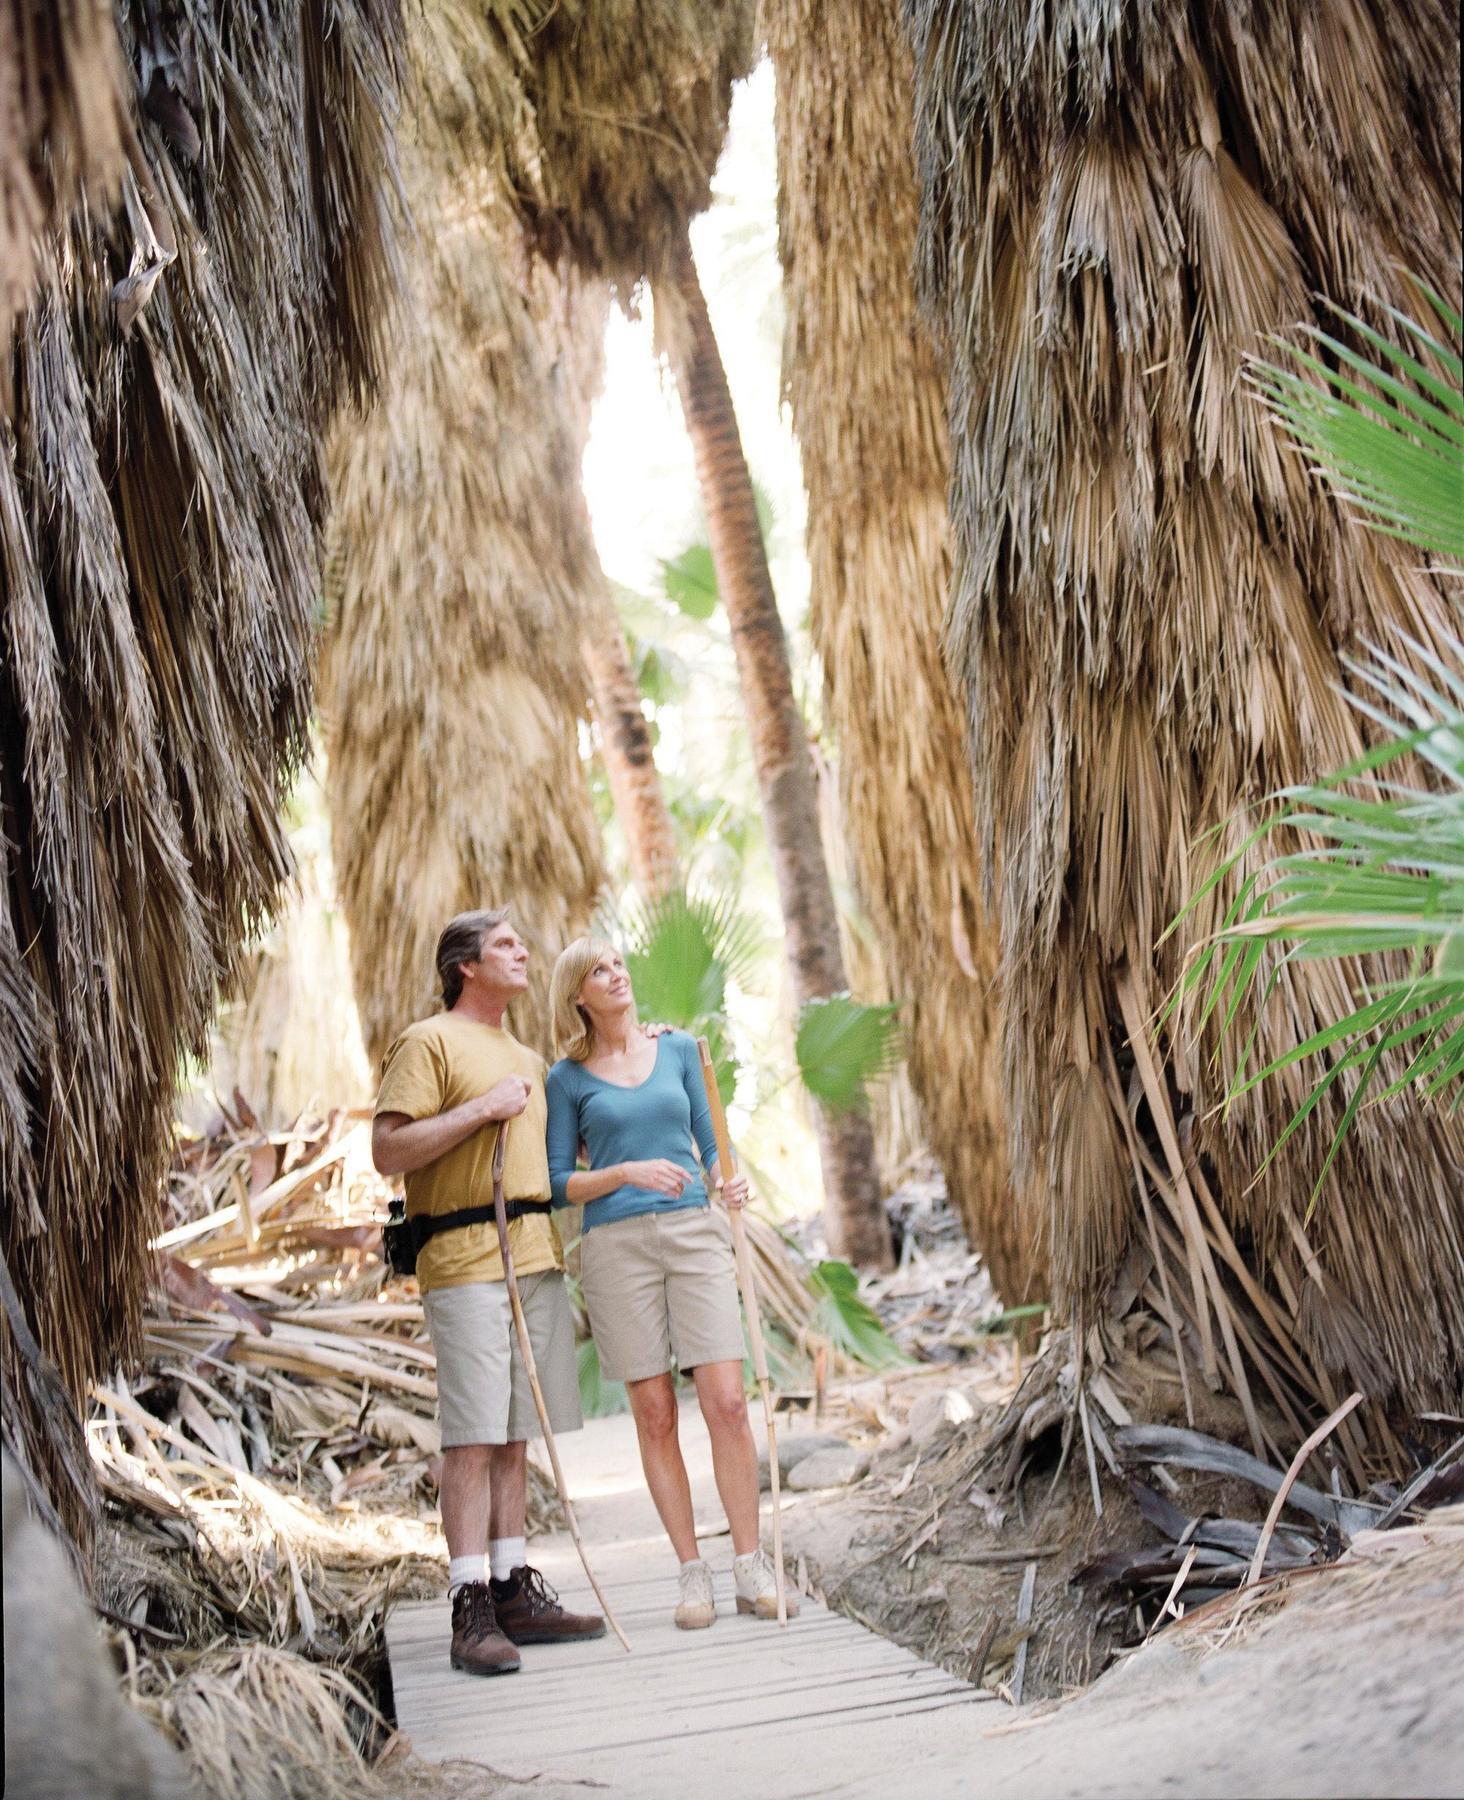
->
xmin=490 ymin=1121 xmax=631 ymax=1652
xmin=696 ymin=1038 xmax=789 ymax=1627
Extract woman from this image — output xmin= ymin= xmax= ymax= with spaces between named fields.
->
xmin=545 ymin=937 xmax=794 ymax=1629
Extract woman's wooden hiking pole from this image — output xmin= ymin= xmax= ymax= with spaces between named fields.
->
xmin=490 ymin=1122 xmax=631 ymax=1652
xmin=696 ymin=1038 xmax=789 ymax=1627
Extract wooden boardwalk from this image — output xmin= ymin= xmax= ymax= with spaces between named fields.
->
xmin=386 ymin=1536 xmax=995 ymax=1796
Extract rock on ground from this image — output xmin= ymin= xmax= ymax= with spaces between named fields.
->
xmin=758 ymin=1431 xmax=849 ymax=1490
xmin=786 ymin=1445 xmax=872 ymax=1491
xmin=4 ymin=1453 xmax=191 ymax=1798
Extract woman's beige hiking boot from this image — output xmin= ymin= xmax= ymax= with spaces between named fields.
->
xmin=674 ymin=1559 xmax=716 ymax=1629
xmin=733 ymin=1547 xmax=800 ymax=1620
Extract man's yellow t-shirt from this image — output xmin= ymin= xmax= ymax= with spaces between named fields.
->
xmin=374 ymin=1012 xmax=563 ymax=1294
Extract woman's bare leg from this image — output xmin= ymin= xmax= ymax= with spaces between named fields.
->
xmin=692 ymin=1360 xmax=760 ymax=1557
xmin=626 ymin=1372 xmax=699 ymax=1563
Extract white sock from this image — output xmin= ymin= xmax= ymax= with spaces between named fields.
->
xmin=448 ymin=1554 xmax=487 ymax=1594
xmin=490 ymin=1536 xmax=526 ymax=1582
xmin=681 ymin=1558 xmax=706 ymax=1573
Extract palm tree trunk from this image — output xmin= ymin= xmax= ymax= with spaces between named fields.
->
xmin=660 ymin=229 xmax=892 ymax=1271
xmin=581 ymin=600 xmax=679 ymax=897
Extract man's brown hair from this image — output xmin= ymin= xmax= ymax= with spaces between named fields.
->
xmin=436 ymin=907 xmax=510 ymax=1009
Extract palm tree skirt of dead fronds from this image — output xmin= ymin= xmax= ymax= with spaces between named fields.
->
xmin=1 ymin=0 xmax=406 ymax=1542
xmin=904 ymin=0 xmax=1464 ymax=1468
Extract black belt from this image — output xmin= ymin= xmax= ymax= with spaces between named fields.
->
xmin=409 ymin=1198 xmax=552 ymax=1251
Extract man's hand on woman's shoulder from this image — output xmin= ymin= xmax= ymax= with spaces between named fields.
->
xmin=640 ymin=1021 xmax=676 ymax=1039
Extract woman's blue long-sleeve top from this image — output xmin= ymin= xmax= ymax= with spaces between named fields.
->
xmin=545 ymin=1031 xmax=721 ymax=1233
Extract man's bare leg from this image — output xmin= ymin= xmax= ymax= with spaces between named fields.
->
xmin=439 ymin=1443 xmax=492 ymax=1559
xmin=439 ymin=1443 xmax=521 ymax=1673
xmin=487 ymin=1441 xmax=528 ymax=1542
xmin=487 ymin=1441 xmax=529 ymax=1585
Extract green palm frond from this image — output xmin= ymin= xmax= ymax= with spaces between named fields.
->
xmin=1179 ymin=282 xmax=1464 ymax=1205
xmin=807 ymin=1260 xmax=909 ymax=1370
xmin=794 ymin=994 xmax=904 ymax=1110
xmin=576 ymin=1337 xmax=629 ymax=1418
xmin=1249 ymin=282 xmax=1464 ymax=562
xmin=611 ymin=885 xmax=767 ymax=1024
xmin=659 ymin=542 xmax=720 ymax=618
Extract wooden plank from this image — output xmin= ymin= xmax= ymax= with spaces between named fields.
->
xmin=387 ymin=1537 xmax=992 ymax=1796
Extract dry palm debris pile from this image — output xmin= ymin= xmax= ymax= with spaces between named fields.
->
xmin=870 ymin=1161 xmax=1027 ymax=1361
xmin=86 ymin=1099 xmax=559 ymax=1797
xmin=788 ymin=1321 xmax=1463 ymax=1706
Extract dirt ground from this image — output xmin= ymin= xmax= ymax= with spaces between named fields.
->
xmin=776 ymin=1356 xmax=1274 ymax=1698
xmin=836 ymin=1507 xmax=1464 ymax=1799
xmin=773 ymin=1366 xmax=1463 ymax=1799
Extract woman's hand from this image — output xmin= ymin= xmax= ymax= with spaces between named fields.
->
xmin=717 ymin=1172 xmax=749 ymax=1210
xmin=621 ymin=1158 xmax=690 ymax=1197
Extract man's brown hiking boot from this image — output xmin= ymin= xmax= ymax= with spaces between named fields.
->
xmin=492 ymin=1566 xmax=605 ymax=1645
xmin=450 ymin=1581 xmax=521 ymax=1675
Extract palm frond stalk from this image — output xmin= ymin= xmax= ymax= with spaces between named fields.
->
xmin=764 ymin=0 xmax=1038 ymax=1303
xmin=904 ymin=0 xmax=1463 ymax=1458
xmin=1 ymin=0 xmax=406 ymax=1539
xmin=322 ymin=97 xmax=605 ymax=1062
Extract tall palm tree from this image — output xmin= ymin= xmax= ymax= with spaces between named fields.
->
xmin=478 ymin=0 xmax=894 ymax=1266
xmin=552 ymin=277 xmax=681 ymax=898
xmin=582 ymin=601 xmax=681 ymax=897
xmin=323 ymin=141 xmax=605 ymax=1065
xmin=904 ymin=0 xmax=1463 ymax=1455
xmin=764 ymin=0 xmax=1038 ymax=1303
xmin=658 ymin=231 xmax=892 ymax=1268
xmin=1 ymin=0 xmax=405 ymax=1537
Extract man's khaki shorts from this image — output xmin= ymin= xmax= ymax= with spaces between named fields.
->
xmin=581 ymin=1205 xmax=747 ymax=1384
xmin=422 ymin=1270 xmax=582 ymax=1447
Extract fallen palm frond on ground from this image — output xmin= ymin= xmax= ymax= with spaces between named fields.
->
xmin=785 ymin=1285 xmax=1463 ymax=1704
xmin=87 ymin=1101 xmax=552 ymax=1794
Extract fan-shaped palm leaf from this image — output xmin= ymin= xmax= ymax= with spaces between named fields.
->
xmin=1249 ymin=283 xmax=1463 ymax=561
xmin=794 ymin=994 xmax=904 ymax=1111
xmin=612 ymin=885 xmax=767 ymax=1022
xmin=1181 ymin=286 xmax=1464 ymax=1204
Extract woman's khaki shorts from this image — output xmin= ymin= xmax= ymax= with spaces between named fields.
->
xmin=580 ymin=1205 xmax=747 ymax=1384
xmin=422 ymin=1270 xmax=582 ymax=1448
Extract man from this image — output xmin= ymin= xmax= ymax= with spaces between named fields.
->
xmin=373 ymin=907 xmax=604 ymax=1675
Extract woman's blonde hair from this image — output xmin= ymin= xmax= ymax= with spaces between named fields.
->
xmin=549 ymin=936 xmax=626 ymax=1062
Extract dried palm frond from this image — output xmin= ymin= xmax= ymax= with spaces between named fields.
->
xmin=132 ymin=1643 xmax=387 ymax=1800
xmin=904 ymin=0 xmax=1463 ymax=1453
xmin=0 ymin=0 xmax=128 ymax=341
xmin=205 ymin=765 xmax=375 ymax=1127
xmin=437 ymin=0 xmax=756 ymax=289
xmin=321 ymin=125 xmax=605 ymax=1062
xmin=763 ymin=0 xmax=1038 ymax=1304
xmin=1 ymin=0 xmax=406 ymax=1540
